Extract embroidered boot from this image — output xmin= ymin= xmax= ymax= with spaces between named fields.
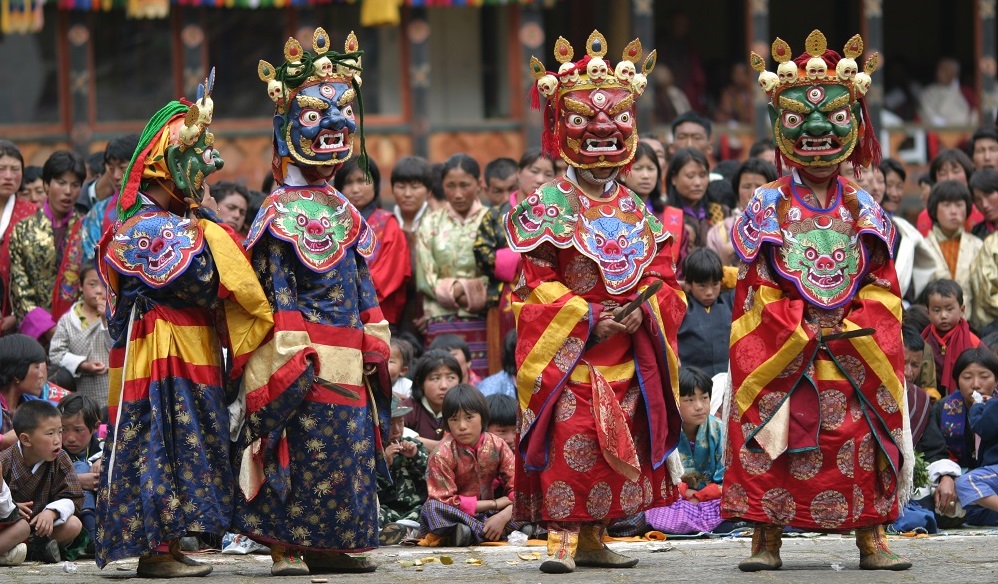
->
xmin=270 ymin=544 xmax=309 ymax=576
xmin=856 ymin=525 xmax=911 ymax=570
xmin=539 ymin=529 xmax=578 ymax=574
xmin=136 ymin=554 xmax=213 ymax=578
xmin=169 ymin=539 xmax=207 ymax=567
xmin=574 ymin=523 xmax=638 ymax=568
xmin=738 ymin=524 xmax=783 ymax=572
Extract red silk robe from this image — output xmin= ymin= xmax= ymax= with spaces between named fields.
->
xmin=721 ymin=171 xmax=910 ymax=530
xmin=506 ymin=178 xmax=685 ymax=524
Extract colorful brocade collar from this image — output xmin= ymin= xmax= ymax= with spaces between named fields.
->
xmin=505 ymin=177 xmax=670 ymax=294
xmin=245 ymin=183 xmax=375 ymax=274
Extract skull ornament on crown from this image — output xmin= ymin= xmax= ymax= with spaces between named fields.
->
xmin=258 ymin=27 xmax=368 ymax=183
xmin=748 ymin=30 xmax=880 ymax=172
xmin=529 ymin=30 xmax=657 ymax=170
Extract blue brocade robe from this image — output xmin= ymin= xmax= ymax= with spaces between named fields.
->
xmin=233 ymin=180 xmax=392 ymax=552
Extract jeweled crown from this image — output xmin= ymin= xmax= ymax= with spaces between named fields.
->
xmin=529 ymin=30 xmax=656 ymax=101
xmin=751 ymin=29 xmax=878 ymax=103
xmin=258 ymin=27 xmax=363 ymax=115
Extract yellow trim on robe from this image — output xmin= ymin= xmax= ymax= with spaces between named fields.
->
xmin=313 ymin=344 xmax=365 ymax=387
xmin=645 ymin=291 xmax=684 ymax=398
xmin=730 ymin=285 xmax=783 ymax=347
xmin=569 ymin=361 xmax=636 ymax=384
xmin=125 ymin=322 xmax=220 ymax=381
xmin=243 ymin=329 xmax=311 ymax=393
xmin=515 ymin=281 xmax=590 ymax=412
xmin=731 ymin=284 xmax=811 ymax=414
xmin=364 ymin=320 xmax=391 ymax=346
xmin=200 ymin=220 xmax=274 ymax=362
xmin=847 ymin=283 xmax=904 ymax=404
xmin=814 ymin=360 xmax=847 ymax=381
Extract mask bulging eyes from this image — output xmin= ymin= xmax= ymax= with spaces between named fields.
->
xmin=782 ymin=112 xmax=803 ymax=128
xmin=300 ymin=110 xmax=321 ymax=126
xmin=342 ymin=106 xmax=354 ymax=119
xmin=615 ymin=112 xmax=631 ymax=124
xmin=829 ymin=109 xmax=850 ymax=125
xmin=568 ymin=114 xmax=586 ymax=127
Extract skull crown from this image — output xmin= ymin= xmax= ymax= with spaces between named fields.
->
xmin=258 ymin=27 xmax=364 ymax=114
xmin=749 ymin=30 xmax=878 ymax=102
xmin=529 ymin=30 xmax=657 ymax=101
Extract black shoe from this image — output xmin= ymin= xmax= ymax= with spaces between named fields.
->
xmin=26 ymin=537 xmax=60 ymax=563
xmin=712 ymin=520 xmax=749 ymax=535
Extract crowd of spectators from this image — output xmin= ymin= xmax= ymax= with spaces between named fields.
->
xmin=1 ymin=107 xmax=998 ymax=562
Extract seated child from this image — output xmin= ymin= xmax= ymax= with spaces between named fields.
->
xmin=419 ymin=384 xmax=519 ymax=546
xmin=932 ymin=347 xmax=998 ymax=527
xmin=0 ymin=462 xmax=30 ymax=566
xmin=921 ymin=279 xmax=980 ymax=395
xmin=0 ymin=401 xmax=83 ymax=563
xmin=378 ymin=394 xmax=428 ymax=545
xmin=644 ymin=366 xmax=725 ymax=534
xmin=429 ymin=334 xmax=480 ymax=385
xmin=48 ymin=266 xmax=111 ymax=407
xmin=677 ymin=248 xmax=732 ymax=378
xmin=403 ymin=350 xmax=462 ymax=452
xmin=485 ymin=393 xmax=517 ymax=452
xmin=478 ymin=332 xmax=517 ymax=399
xmin=955 ymin=385 xmax=998 ymax=521
xmin=903 ymin=305 xmax=940 ymax=400
xmin=389 ymin=338 xmax=414 ymax=399
xmin=893 ymin=327 xmax=950 ymax=533
xmin=58 ymin=394 xmax=102 ymax=550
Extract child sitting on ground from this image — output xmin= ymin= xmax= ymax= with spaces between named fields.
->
xmin=378 ymin=394 xmax=428 ymax=545
xmin=955 ymin=384 xmax=998 ymax=519
xmin=419 ymin=384 xmax=519 ymax=546
xmin=0 ymin=459 xmax=29 ymax=565
xmin=403 ymin=350 xmax=462 ymax=452
xmin=0 ymin=401 xmax=83 ymax=563
xmin=644 ymin=366 xmax=725 ymax=534
xmin=921 ymin=279 xmax=980 ymax=395
xmin=57 ymin=394 xmax=102 ymax=551
xmin=389 ymin=338 xmax=414 ymax=398
xmin=677 ymin=249 xmax=733 ymax=377
xmin=48 ymin=266 xmax=111 ymax=407
xmin=485 ymin=393 xmax=517 ymax=452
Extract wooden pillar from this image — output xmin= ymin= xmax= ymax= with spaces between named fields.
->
xmin=406 ymin=7 xmax=431 ymax=159
xmin=978 ymin=0 xmax=997 ymax=125
xmin=748 ymin=0 xmax=770 ymax=140
xmin=631 ymin=0 xmax=654 ymax=132
xmin=66 ymin=12 xmax=92 ymax=154
xmin=861 ymin=0 xmax=884 ymax=143
xmin=519 ymin=3 xmax=544 ymax=152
